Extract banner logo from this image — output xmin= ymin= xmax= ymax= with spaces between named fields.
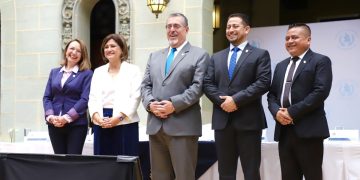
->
xmin=337 ymin=30 xmax=357 ymax=49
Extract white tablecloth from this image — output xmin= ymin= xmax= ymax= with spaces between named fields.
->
xmin=199 ymin=142 xmax=360 ymax=180
xmin=1 ymin=141 xmax=360 ymax=180
xmin=0 ymin=141 xmax=94 ymax=155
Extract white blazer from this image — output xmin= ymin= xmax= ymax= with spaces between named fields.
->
xmin=88 ymin=62 xmax=142 ymax=126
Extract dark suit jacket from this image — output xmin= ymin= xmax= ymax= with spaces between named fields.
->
xmin=43 ymin=67 xmax=93 ymax=126
xmin=267 ymin=49 xmax=332 ymax=141
xmin=141 ymin=42 xmax=210 ymax=136
xmin=203 ymin=44 xmax=271 ymax=130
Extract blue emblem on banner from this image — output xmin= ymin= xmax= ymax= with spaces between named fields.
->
xmin=339 ymin=82 xmax=354 ymax=96
xmin=249 ymin=39 xmax=260 ymax=48
xmin=337 ymin=31 xmax=357 ymax=49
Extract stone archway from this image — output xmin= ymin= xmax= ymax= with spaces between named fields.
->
xmin=61 ymin=0 xmax=131 ymax=60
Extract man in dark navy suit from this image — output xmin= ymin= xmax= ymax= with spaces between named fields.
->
xmin=267 ymin=23 xmax=333 ymax=180
xmin=203 ymin=13 xmax=271 ymax=180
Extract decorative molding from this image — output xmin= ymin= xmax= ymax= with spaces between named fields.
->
xmin=62 ymin=0 xmax=76 ymax=50
xmin=61 ymin=0 xmax=131 ymax=53
xmin=117 ymin=0 xmax=130 ymax=43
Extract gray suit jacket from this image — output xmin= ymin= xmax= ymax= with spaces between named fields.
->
xmin=141 ymin=42 xmax=210 ymax=136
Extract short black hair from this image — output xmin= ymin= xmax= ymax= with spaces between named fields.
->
xmin=288 ymin=23 xmax=311 ymax=36
xmin=227 ymin=13 xmax=250 ymax=26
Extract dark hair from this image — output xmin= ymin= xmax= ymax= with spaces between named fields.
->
xmin=100 ymin=34 xmax=129 ymax=62
xmin=167 ymin=12 xmax=188 ymax=27
xmin=288 ymin=23 xmax=311 ymax=36
xmin=227 ymin=13 xmax=250 ymax=27
xmin=62 ymin=39 xmax=91 ymax=71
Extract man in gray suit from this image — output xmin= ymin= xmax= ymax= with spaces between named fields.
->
xmin=141 ymin=13 xmax=210 ymax=180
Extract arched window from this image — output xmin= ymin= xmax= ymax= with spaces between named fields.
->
xmin=90 ymin=0 xmax=115 ymax=70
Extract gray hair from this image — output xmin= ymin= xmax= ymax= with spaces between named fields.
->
xmin=167 ymin=13 xmax=188 ymax=27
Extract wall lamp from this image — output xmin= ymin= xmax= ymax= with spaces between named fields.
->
xmin=147 ymin=0 xmax=169 ymax=19
xmin=213 ymin=3 xmax=220 ymax=29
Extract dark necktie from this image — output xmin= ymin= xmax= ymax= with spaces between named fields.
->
xmin=165 ymin=48 xmax=177 ymax=75
xmin=282 ymin=56 xmax=299 ymax=108
xmin=228 ymin=47 xmax=240 ymax=80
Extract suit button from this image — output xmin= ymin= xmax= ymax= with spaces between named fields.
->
xmin=162 ymin=83 xmax=166 ymax=86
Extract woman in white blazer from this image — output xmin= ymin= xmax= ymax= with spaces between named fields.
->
xmin=88 ymin=34 xmax=142 ymax=155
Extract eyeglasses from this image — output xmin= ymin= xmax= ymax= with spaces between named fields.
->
xmin=68 ymin=47 xmax=81 ymax=54
xmin=165 ymin=23 xmax=183 ymax=30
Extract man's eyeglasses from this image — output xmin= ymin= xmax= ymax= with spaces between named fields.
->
xmin=165 ymin=24 xmax=183 ymax=30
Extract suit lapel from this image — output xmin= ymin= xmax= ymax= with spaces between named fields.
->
xmin=293 ymin=50 xmax=312 ymax=82
xmin=64 ymin=72 xmax=77 ymax=87
xmin=278 ymin=59 xmax=291 ymax=91
xmin=54 ymin=69 xmax=63 ymax=90
xmin=229 ymin=44 xmax=252 ymax=83
xmin=165 ymin=42 xmax=191 ymax=78
xmin=220 ymin=48 xmax=231 ymax=83
xmin=160 ymin=48 xmax=168 ymax=79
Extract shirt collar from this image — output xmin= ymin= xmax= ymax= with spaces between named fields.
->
xmin=60 ymin=65 xmax=79 ymax=73
xmin=169 ymin=40 xmax=188 ymax=53
xmin=230 ymin=41 xmax=248 ymax=51
xmin=292 ymin=49 xmax=309 ymax=60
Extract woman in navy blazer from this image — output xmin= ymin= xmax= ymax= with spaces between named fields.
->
xmin=43 ymin=39 xmax=93 ymax=154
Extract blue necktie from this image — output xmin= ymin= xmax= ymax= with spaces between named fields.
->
xmin=165 ymin=48 xmax=177 ymax=75
xmin=228 ymin=47 xmax=240 ymax=80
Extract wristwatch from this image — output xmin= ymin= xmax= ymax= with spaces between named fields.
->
xmin=146 ymin=100 xmax=155 ymax=112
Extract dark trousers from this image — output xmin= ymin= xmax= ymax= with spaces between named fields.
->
xmin=93 ymin=109 xmax=139 ymax=156
xmin=215 ymin=124 xmax=262 ymax=180
xmin=279 ymin=126 xmax=324 ymax=180
xmin=48 ymin=125 xmax=88 ymax=154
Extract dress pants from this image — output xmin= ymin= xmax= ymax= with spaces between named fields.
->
xmin=215 ymin=122 xmax=262 ymax=180
xmin=48 ymin=124 xmax=88 ymax=154
xmin=279 ymin=126 xmax=324 ymax=180
xmin=149 ymin=128 xmax=198 ymax=180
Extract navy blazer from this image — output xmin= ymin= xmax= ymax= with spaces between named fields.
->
xmin=268 ymin=49 xmax=333 ymax=141
xmin=203 ymin=44 xmax=271 ymax=131
xmin=43 ymin=67 xmax=93 ymax=126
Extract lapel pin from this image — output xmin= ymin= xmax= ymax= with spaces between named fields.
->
xmin=73 ymin=75 xmax=75 ymax=77
xmin=303 ymin=61 xmax=306 ymax=63
xmin=245 ymin=49 xmax=249 ymax=53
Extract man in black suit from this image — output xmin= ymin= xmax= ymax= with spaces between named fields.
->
xmin=267 ymin=23 xmax=333 ymax=180
xmin=203 ymin=13 xmax=271 ymax=180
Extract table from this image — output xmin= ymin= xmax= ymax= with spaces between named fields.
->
xmin=0 ymin=141 xmax=216 ymax=180
xmin=0 ymin=153 xmax=142 ymax=180
xmin=1 ymin=141 xmax=360 ymax=180
xmin=198 ymin=142 xmax=360 ymax=180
